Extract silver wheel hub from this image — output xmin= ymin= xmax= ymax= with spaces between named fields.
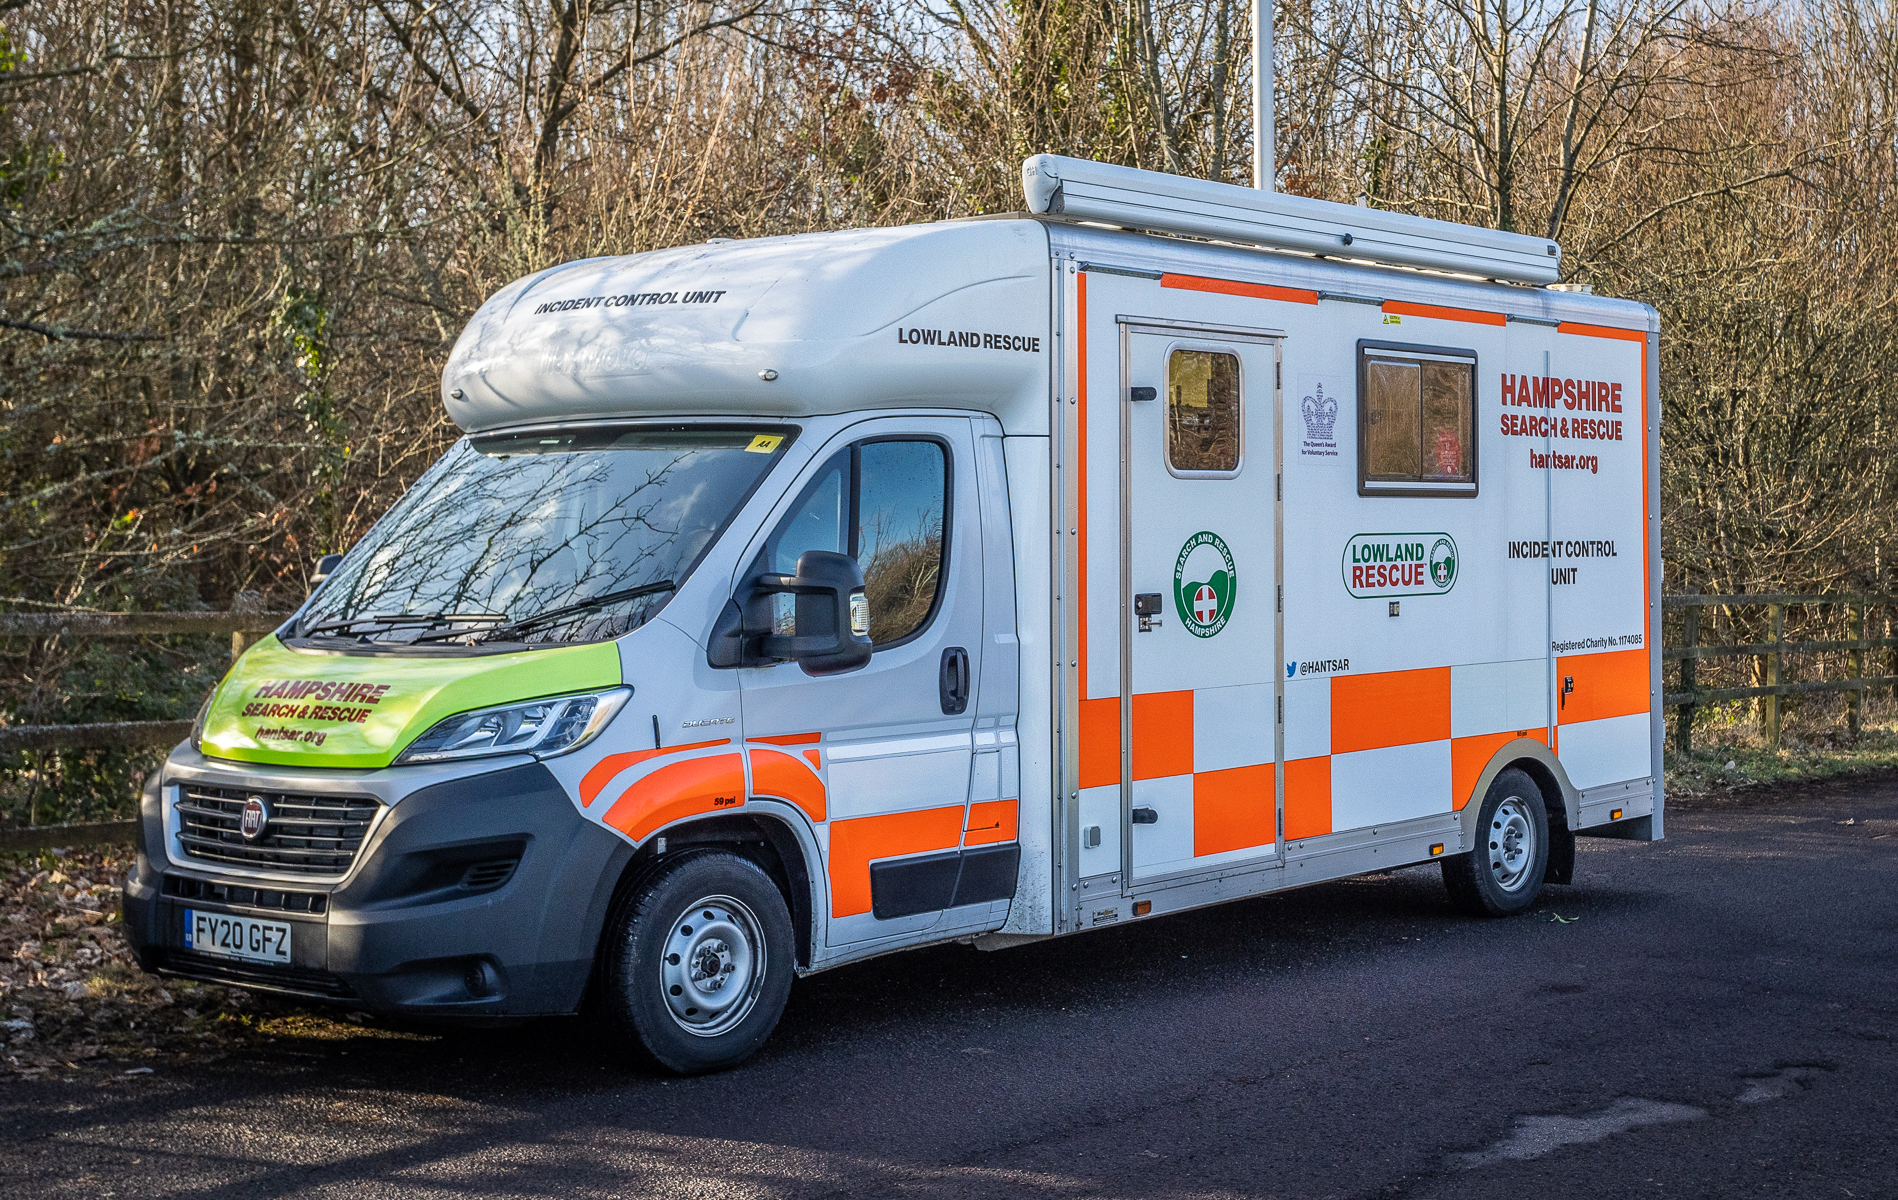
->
xmin=1488 ymin=797 xmax=1537 ymax=892
xmin=660 ymin=894 xmax=766 ymax=1037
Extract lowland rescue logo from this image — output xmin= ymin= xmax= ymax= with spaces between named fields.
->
xmin=1173 ymin=531 xmax=1236 ymax=638
xmin=1343 ymin=533 xmax=1459 ymax=599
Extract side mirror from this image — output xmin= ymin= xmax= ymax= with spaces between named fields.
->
xmin=707 ymin=550 xmax=872 ymax=675
xmin=310 ymin=553 xmax=344 ymax=589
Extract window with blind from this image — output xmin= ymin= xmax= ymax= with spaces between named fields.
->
xmin=1357 ymin=341 xmax=1478 ymax=497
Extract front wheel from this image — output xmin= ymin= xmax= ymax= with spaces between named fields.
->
xmin=1443 ymin=768 xmax=1549 ymax=917
xmin=600 ymin=850 xmax=795 ymax=1074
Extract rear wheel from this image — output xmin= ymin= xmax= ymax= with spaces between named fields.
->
xmin=1443 ymin=768 xmax=1549 ymax=917
xmin=600 ymin=850 xmax=795 ymax=1074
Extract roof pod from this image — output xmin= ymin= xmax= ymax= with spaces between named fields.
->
xmin=441 ymin=220 xmax=1055 ymax=435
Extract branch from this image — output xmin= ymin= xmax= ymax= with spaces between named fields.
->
xmin=0 ymin=316 xmax=164 ymax=342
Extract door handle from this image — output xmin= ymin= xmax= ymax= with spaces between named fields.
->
xmin=939 ymin=646 xmax=970 ymax=715
xmin=1134 ymin=592 xmax=1164 ymax=632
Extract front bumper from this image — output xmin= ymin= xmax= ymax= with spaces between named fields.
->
xmin=123 ymin=751 xmax=632 ymax=1018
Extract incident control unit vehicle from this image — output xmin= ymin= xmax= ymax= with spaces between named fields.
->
xmin=125 ymin=155 xmax=1664 ymax=1072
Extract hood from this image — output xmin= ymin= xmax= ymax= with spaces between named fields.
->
xmin=198 ymin=636 xmax=623 ymax=769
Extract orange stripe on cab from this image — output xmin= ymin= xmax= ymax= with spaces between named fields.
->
xmin=1161 ymin=273 xmax=1319 ymax=305
xmin=1556 ymin=647 xmax=1651 ymax=724
xmin=748 ymin=732 xmax=821 ymax=746
xmin=579 ymin=738 xmax=730 ymax=807
xmin=1450 ymin=730 xmax=1549 ymax=810
xmin=747 ymin=748 xmax=826 ymax=823
xmin=964 ymin=799 xmax=1019 ymax=846
xmin=601 ymin=753 xmax=745 ymax=842
xmin=1331 ymin=668 xmax=1451 ymax=755
xmin=1193 ymin=763 xmax=1275 ymax=855
xmin=1383 ymin=300 xmax=1505 ymax=327
xmin=827 ymin=806 xmax=965 ymax=918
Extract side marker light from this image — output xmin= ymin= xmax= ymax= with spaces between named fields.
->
xmin=1429 ymin=843 xmax=1444 ymax=857
xmin=1611 ymin=808 xmax=1623 ymax=820
xmin=1133 ymin=900 xmax=1152 ymax=916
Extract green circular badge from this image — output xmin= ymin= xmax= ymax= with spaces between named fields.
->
xmin=1429 ymin=536 xmax=1458 ymax=590
xmin=1173 ymin=531 xmax=1237 ymax=638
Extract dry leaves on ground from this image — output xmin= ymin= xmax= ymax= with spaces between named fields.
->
xmin=3 ymin=845 xmax=364 ymax=1080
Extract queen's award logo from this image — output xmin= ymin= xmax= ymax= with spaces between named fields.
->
xmin=1173 ymin=531 xmax=1237 ymax=638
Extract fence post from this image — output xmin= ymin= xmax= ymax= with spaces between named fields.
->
xmin=1764 ymin=602 xmax=1783 ymax=750
xmin=1676 ymin=603 xmax=1698 ymax=755
xmin=1850 ymin=596 xmax=1866 ymax=743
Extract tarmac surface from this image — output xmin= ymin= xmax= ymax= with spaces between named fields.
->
xmin=4 ymin=778 xmax=1895 ymax=1199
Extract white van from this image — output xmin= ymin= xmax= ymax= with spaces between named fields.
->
xmin=125 ymin=156 xmax=1662 ymax=1073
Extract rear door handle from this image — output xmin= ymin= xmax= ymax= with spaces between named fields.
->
xmin=939 ymin=646 xmax=970 ymax=715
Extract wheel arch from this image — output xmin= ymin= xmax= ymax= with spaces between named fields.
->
xmin=600 ymin=804 xmax=822 ymax=970
xmin=1456 ymin=738 xmax=1578 ymax=863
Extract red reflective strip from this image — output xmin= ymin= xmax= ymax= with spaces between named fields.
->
xmin=1161 ymin=273 xmax=1319 ymax=305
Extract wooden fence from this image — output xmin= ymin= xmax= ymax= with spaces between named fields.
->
xmin=0 ymin=611 xmax=290 ymax=756
xmin=1663 ymin=593 xmax=1898 ymax=753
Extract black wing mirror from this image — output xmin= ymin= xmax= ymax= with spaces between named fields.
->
xmin=707 ymin=550 xmax=872 ymax=675
xmin=310 ymin=553 xmax=344 ymax=590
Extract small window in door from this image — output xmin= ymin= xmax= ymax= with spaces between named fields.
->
xmin=1166 ymin=348 xmax=1242 ymax=475
xmin=758 ymin=438 xmax=949 ymax=648
xmin=1358 ymin=341 xmax=1477 ymax=496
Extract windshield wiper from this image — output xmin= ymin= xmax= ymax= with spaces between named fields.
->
xmin=474 ymin=580 xmax=677 ymax=644
xmin=299 ymin=612 xmax=503 ymax=640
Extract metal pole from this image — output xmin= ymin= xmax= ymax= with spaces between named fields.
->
xmin=1253 ymin=0 xmax=1273 ymax=191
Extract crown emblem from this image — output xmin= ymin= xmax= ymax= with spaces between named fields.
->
xmin=1302 ymin=384 xmax=1338 ymax=441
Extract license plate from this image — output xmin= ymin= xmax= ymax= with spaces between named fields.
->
xmin=183 ymin=909 xmax=292 ymax=964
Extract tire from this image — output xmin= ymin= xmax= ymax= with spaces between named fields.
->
xmin=1443 ymin=768 xmax=1550 ymax=917
xmin=599 ymin=849 xmax=795 ymax=1074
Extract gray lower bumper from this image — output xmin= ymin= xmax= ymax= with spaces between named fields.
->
xmin=123 ymin=760 xmax=632 ymax=1018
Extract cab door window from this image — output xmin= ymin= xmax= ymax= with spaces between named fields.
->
xmin=760 ymin=438 xmax=948 ymax=647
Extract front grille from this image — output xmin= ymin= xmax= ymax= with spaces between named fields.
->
xmin=163 ymin=873 xmax=328 ymax=914
xmin=161 ymin=950 xmax=356 ymax=999
xmin=175 ymin=784 xmax=382 ymax=876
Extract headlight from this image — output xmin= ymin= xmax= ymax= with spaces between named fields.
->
xmin=393 ymin=688 xmax=631 ymax=766
xmin=190 ymin=691 xmax=214 ymax=749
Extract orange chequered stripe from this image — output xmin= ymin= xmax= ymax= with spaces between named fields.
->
xmin=1450 ymin=730 xmax=1548 ymax=811
xmin=1132 ymin=690 xmax=1194 ymax=781
xmin=1283 ymin=756 xmax=1331 ymax=841
xmin=1556 ymin=648 xmax=1650 ymax=724
xmin=1079 ymin=697 xmax=1121 ymax=789
xmin=1193 ymin=763 xmax=1275 ymax=855
xmin=1331 ymin=668 xmax=1451 ymax=755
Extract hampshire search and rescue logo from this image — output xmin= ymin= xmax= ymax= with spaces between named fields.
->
xmin=1173 ymin=530 xmax=1236 ymax=638
xmin=1342 ymin=532 xmax=1459 ymax=598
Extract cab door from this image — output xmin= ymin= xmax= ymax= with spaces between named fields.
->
xmin=736 ymin=416 xmax=989 ymax=948
xmin=1119 ymin=318 xmax=1283 ymax=885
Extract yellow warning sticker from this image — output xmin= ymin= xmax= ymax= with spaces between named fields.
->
xmin=745 ymin=434 xmax=785 ymax=454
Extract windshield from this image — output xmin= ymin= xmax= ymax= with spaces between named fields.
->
xmin=296 ymin=425 xmax=790 ymax=648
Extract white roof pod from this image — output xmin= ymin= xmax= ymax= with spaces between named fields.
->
xmin=441 ymin=219 xmax=1054 ymax=436
xmin=1021 ymin=154 xmax=1563 ymax=285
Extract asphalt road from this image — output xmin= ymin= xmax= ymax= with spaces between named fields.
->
xmin=6 ymin=779 xmax=1896 ymax=1200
